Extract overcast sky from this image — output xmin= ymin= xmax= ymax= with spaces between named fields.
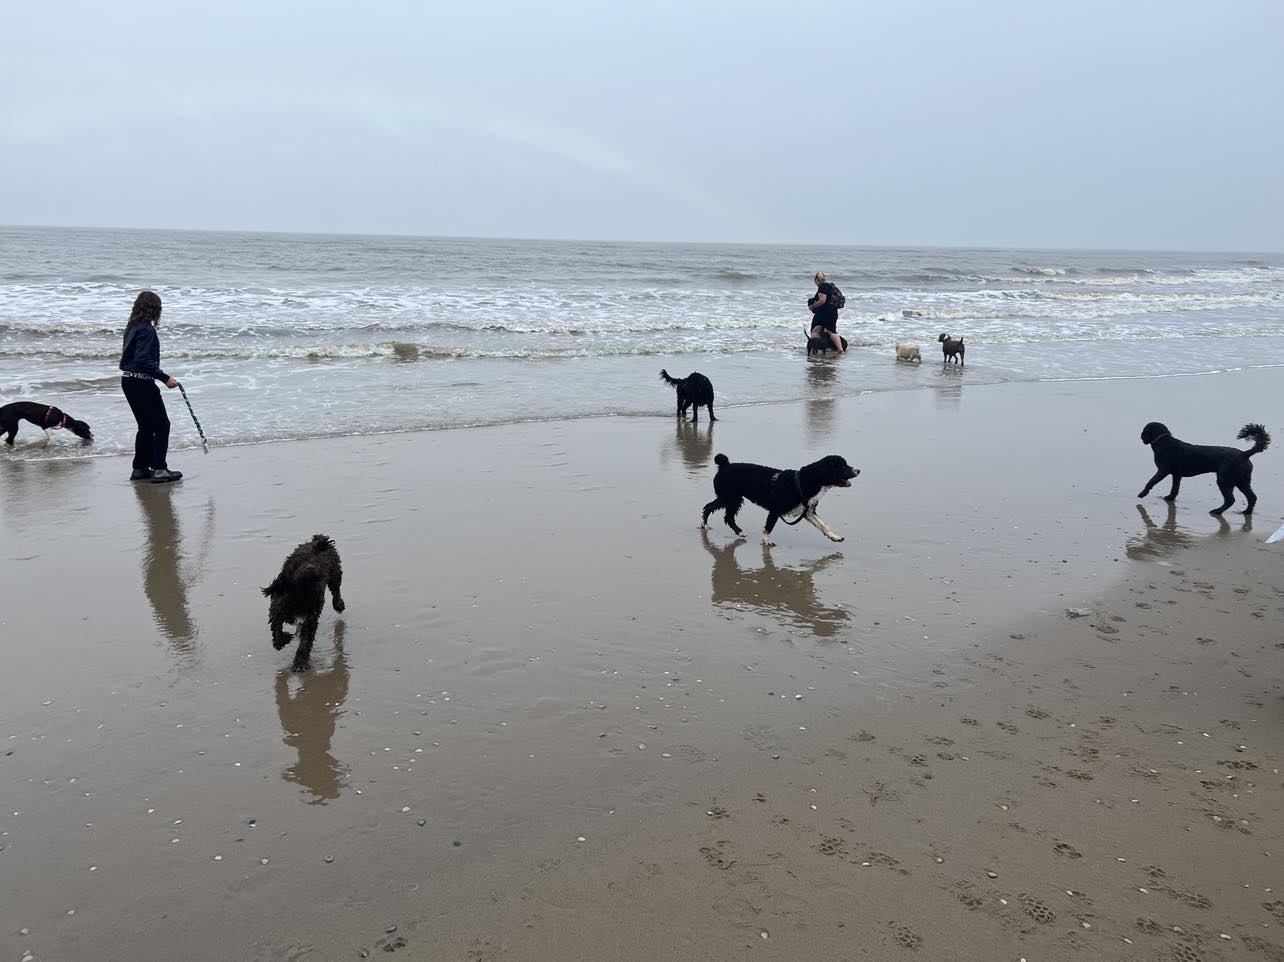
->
xmin=2 ymin=1 xmax=1281 ymax=250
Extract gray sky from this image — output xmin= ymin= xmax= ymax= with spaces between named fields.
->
xmin=3 ymin=1 xmax=1281 ymax=250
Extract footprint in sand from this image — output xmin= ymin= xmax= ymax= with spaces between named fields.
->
xmin=1017 ymin=894 xmax=1056 ymax=924
xmin=909 ymin=754 xmax=928 ymax=767
xmin=925 ymin=735 xmax=954 ymax=746
xmin=1054 ymin=842 xmax=1082 ymax=859
xmin=960 ymin=717 xmax=980 ymax=726
xmin=1168 ymin=943 xmax=1203 ymax=962
xmin=1264 ymin=900 xmax=1284 ymax=923
xmin=1218 ymin=759 xmax=1258 ymax=770
xmin=1134 ymin=917 xmax=1164 ymax=936
xmin=955 ymin=890 xmax=985 ymax=910
xmin=891 ymin=924 xmax=923 ymax=950
xmin=1242 ymin=937 xmax=1284 ymax=957
xmin=1025 ymin=706 xmax=1050 ymax=720
xmin=1165 ymin=889 xmax=1212 ymax=909
xmin=375 ymin=935 xmax=409 ymax=953
xmin=997 ymin=721 xmax=1019 ymax=734
xmin=817 ymin=836 xmax=844 ymax=856
xmin=699 ymin=842 xmax=736 ymax=870
xmin=705 ymin=806 xmax=730 ymax=819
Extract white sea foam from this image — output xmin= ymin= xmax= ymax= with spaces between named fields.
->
xmin=2 ymin=226 xmax=1282 ymax=456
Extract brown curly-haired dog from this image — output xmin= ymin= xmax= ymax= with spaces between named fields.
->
xmin=262 ymin=534 xmax=346 ymax=670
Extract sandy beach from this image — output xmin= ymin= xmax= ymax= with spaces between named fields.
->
xmin=2 ymin=367 xmax=1283 ymax=961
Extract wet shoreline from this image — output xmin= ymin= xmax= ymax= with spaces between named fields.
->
xmin=2 ymin=369 xmax=1282 ymax=960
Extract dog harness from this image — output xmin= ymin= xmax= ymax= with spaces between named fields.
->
xmin=770 ymin=470 xmax=810 ymax=525
xmin=44 ymin=406 xmax=67 ymax=430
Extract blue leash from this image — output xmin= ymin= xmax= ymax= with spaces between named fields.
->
xmin=176 ymin=382 xmax=210 ymax=454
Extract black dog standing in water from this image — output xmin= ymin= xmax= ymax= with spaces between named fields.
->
xmin=1138 ymin=421 xmax=1270 ymax=515
xmin=702 ymin=453 xmax=859 ymax=546
xmin=659 ymin=369 xmax=717 ymax=422
xmin=1 ymin=402 xmax=93 ymax=447
xmin=263 ymin=535 xmax=346 ymax=671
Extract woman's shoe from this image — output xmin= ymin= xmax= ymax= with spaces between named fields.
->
xmin=150 ymin=468 xmax=183 ymax=484
xmin=130 ymin=468 xmax=151 ymax=481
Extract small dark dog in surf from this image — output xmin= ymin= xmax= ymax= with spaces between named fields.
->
xmin=938 ymin=333 xmax=965 ymax=364
xmin=1138 ymin=421 xmax=1270 ymax=515
xmin=263 ymin=535 xmax=346 ymax=671
xmin=660 ymin=369 xmax=717 ymax=422
xmin=1 ymin=401 xmax=93 ymax=447
xmin=701 ymin=453 xmax=859 ymax=546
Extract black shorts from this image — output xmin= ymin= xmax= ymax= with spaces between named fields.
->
xmin=813 ymin=314 xmax=838 ymax=333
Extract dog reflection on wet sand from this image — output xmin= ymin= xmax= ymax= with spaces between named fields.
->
xmin=1126 ymin=502 xmax=1248 ymax=562
xmin=701 ymin=532 xmax=849 ymax=638
xmin=663 ymin=418 xmax=714 ymax=474
xmin=275 ymin=621 xmax=350 ymax=803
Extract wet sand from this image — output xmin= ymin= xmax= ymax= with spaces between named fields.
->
xmin=2 ymin=367 xmax=1282 ymax=961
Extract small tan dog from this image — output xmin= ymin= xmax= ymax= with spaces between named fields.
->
xmin=895 ymin=342 xmax=922 ymax=363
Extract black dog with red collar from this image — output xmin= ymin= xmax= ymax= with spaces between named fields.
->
xmin=1 ymin=401 xmax=94 ymax=446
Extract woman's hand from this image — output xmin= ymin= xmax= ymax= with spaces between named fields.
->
xmin=165 ymin=377 xmax=177 ymax=389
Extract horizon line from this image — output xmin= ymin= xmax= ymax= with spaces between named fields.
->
xmin=1 ymin=221 xmax=1279 ymax=258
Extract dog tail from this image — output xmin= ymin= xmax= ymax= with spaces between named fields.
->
xmin=310 ymin=534 xmax=336 ymax=554
xmin=262 ymin=576 xmax=286 ymax=598
xmin=714 ymin=453 xmax=729 ymax=468
xmin=1238 ymin=423 xmax=1271 ymax=456
xmin=659 ymin=369 xmax=679 ymax=388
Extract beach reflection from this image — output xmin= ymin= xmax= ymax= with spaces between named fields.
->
xmin=662 ymin=419 xmax=715 ymax=475
xmin=1126 ymin=502 xmax=1248 ymax=560
xmin=701 ymin=532 xmax=849 ymax=638
xmin=275 ymin=621 xmax=350 ymax=804
xmin=805 ymin=359 xmax=838 ymax=443
xmin=133 ymin=485 xmax=214 ymax=652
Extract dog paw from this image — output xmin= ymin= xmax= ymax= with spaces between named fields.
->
xmin=1162 ymin=495 xmax=1177 ymax=502
xmin=761 ymin=536 xmax=775 ymax=547
xmin=291 ymin=658 xmax=311 ymax=672
xmin=333 ymin=599 xmax=346 ymax=613
xmin=829 ymin=535 xmax=845 ymax=543
xmin=699 ymin=523 xmax=709 ymax=531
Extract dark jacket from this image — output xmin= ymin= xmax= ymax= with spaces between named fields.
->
xmin=120 ymin=323 xmax=170 ymax=382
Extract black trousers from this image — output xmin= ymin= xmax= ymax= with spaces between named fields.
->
xmin=121 ymin=377 xmax=170 ymax=471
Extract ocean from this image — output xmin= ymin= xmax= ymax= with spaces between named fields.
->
xmin=2 ymin=225 xmax=1282 ymax=460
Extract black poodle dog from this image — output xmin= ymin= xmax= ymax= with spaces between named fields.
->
xmin=263 ymin=534 xmax=346 ymax=670
xmin=701 ymin=452 xmax=859 ymax=546
xmin=659 ymin=369 xmax=717 ymax=422
xmin=1 ymin=401 xmax=93 ymax=446
xmin=1138 ymin=421 xmax=1270 ymax=515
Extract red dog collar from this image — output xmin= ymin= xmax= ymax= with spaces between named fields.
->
xmin=44 ymin=406 xmax=67 ymax=430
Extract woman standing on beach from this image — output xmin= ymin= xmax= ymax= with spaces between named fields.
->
xmin=120 ymin=290 xmax=182 ymax=483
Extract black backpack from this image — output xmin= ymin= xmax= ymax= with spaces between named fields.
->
xmin=827 ymin=284 xmax=846 ymax=310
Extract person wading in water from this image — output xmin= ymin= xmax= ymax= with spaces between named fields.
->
xmin=808 ymin=271 xmax=845 ymax=353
